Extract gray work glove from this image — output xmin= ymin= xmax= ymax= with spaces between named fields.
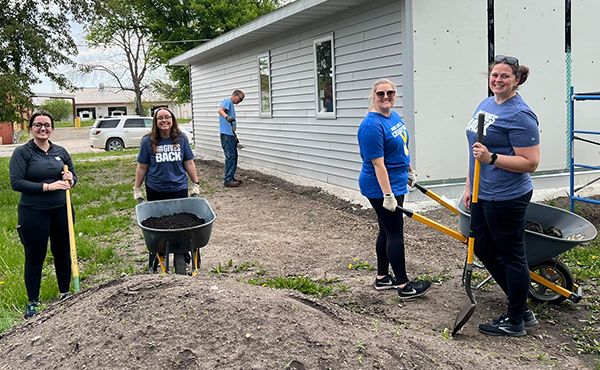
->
xmin=226 ymin=116 xmax=236 ymax=123
xmin=407 ymin=170 xmax=417 ymax=187
xmin=133 ymin=187 xmax=144 ymax=202
xmin=383 ymin=193 xmax=397 ymax=212
xmin=190 ymin=182 xmax=200 ymax=197
xmin=237 ymin=143 xmax=245 ymax=150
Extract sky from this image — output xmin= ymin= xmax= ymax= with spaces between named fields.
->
xmin=32 ymin=21 xmax=166 ymax=94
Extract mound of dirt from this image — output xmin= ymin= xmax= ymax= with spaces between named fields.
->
xmin=0 ymin=159 xmax=597 ymax=369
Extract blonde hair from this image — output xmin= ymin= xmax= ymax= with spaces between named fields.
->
xmin=368 ymin=78 xmax=397 ymax=111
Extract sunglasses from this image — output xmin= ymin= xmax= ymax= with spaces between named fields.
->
xmin=32 ymin=122 xmax=52 ymax=129
xmin=376 ymin=90 xmax=396 ymax=98
xmin=235 ymin=94 xmax=244 ymax=102
xmin=494 ymin=55 xmax=519 ymax=66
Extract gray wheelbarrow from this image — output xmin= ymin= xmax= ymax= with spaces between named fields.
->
xmin=135 ymin=197 xmax=216 ymax=275
xmin=398 ymin=183 xmax=597 ymax=335
xmin=457 ymin=198 xmax=596 ymax=304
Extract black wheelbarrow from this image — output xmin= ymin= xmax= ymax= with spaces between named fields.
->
xmin=135 ymin=197 xmax=216 ymax=275
xmin=456 ymin=197 xmax=596 ymax=304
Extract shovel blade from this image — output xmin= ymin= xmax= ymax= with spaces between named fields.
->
xmin=452 ymin=302 xmax=476 ymax=336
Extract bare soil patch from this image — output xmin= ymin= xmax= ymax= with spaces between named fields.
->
xmin=0 ymin=159 xmax=598 ymax=369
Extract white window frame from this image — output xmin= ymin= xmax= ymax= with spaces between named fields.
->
xmin=258 ymin=52 xmax=272 ymax=118
xmin=313 ymin=34 xmax=336 ymax=119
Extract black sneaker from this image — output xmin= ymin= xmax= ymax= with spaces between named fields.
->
xmin=374 ymin=275 xmax=402 ymax=290
xmin=60 ymin=293 xmax=71 ymax=300
xmin=479 ymin=315 xmax=526 ymax=336
xmin=24 ymin=302 xmax=40 ymax=319
xmin=524 ymin=310 xmax=539 ymax=327
xmin=397 ymin=280 xmax=431 ymax=299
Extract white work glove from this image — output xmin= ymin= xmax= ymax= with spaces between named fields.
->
xmin=190 ymin=182 xmax=200 ymax=197
xmin=407 ymin=170 xmax=417 ymax=187
xmin=237 ymin=143 xmax=245 ymax=150
xmin=133 ymin=187 xmax=144 ymax=202
xmin=383 ymin=193 xmax=397 ymax=212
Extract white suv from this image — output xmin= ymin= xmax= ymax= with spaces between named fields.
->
xmin=89 ymin=116 xmax=153 ymax=151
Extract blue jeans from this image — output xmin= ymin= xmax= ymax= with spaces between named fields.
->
xmin=220 ymin=134 xmax=238 ymax=182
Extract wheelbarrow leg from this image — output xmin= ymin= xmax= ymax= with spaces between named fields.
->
xmin=189 ymin=239 xmax=199 ymax=276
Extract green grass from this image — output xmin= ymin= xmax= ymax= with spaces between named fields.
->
xmin=0 ymin=154 xmax=142 ymax=331
xmin=54 ymin=120 xmax=95 ymax=128
xmin=246 ymin=276 xmax=343 ymax=297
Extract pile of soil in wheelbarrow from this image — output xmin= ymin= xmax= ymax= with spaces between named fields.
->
xmin=141 ymin=212 xmax=205 ymax=229
xmin=525 ymin=219 xmax=563 ymax=238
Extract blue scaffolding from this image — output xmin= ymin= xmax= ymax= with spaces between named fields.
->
xmin=569 ymin=87 xmax=600 ymax=211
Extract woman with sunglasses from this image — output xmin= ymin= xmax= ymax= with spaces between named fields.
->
xmin=9 ymin=111 xmax=77 ymax=318
xmin=463 ymin=55 xmax=540 ymax=336
xmin=357 ymin=78 xmax=431 ymax=299
xmin=134 ymin=107 xmax=200 ymax=272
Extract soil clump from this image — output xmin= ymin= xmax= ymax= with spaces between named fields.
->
xmin=142 ymin=212 xmax=205 ymax=229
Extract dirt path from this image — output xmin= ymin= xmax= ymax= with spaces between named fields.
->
xmin=0 ymin=159 xmax=597 ymax=369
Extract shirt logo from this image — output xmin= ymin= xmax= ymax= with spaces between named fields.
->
xmin=55 ymin=157 xmax=61 ymax=161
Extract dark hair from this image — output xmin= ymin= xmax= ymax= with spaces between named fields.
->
xmin=147 ymin=107 xmax=181 ymax=154
xmin=489 ymin=61 xmax=530 ymax=86
xmin=232 ymin=89 xmax=244 ymax=98
xmin=28 ymin=111 xmax=54 ymax=132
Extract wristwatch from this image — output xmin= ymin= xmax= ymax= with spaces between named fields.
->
xmin=489 ymin=153 xmax=498 ymax=165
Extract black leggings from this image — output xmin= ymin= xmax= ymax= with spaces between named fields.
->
xmin=18 ymin=205 xmax=72 ymax=302
xmin=473 ymin=191 xmax=532 ymax=323
xmin=368 ymin=195 xmax=408 ymax=284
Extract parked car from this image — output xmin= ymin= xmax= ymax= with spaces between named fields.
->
xmin=89 ymin=116 xmax=193 ymax=151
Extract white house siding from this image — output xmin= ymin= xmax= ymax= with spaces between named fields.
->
xmin=190 ymin=0 xmax=404 ymax=189
xmin=412 ymin=0 xmax=600 ymax=189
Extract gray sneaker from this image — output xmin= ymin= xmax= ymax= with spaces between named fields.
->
xmin=524 ymin=310 xmax=539 ymax=327
xmin=479 ymin=315 xmax=526 ymax=336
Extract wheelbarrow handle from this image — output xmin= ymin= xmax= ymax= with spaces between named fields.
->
xmin=414 ymin=183 xmax=459 ymax=215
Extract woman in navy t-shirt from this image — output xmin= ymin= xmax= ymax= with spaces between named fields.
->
xmin=134 ymin=107 xmax=200 ymax=271
xmin=464 ymin=56 xmax=540 ymax=336
xmin=357 ymin=78 xmax=431 ymax=299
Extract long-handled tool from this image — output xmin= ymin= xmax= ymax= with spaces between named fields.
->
xmin=452 ymin=113 xmax=485 ymax=335
xmin=64 ymin=165 xmax=80 ymax=292
xmin=229 ymin=120 xmax=245 ymax=149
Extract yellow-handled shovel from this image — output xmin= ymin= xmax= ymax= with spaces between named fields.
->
xmin=452 ymin=112 xmax=485 ymax=336
xmin=64 ymin=165 xmax=80 ymax=292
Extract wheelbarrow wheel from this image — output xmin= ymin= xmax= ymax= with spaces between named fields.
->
xmin=529 ymin=259 xmax=574 ymax=305
xmin=173 ymin=253 xmax=187 ymax=275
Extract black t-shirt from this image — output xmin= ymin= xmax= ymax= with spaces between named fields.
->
xmin=9 ymin=140 xmax=77 ymax=210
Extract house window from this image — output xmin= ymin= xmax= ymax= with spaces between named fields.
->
xmin=258 ymin=53 xmax=271 ymax=117
xmin=314 ymin=34 xmax=335 ymax=118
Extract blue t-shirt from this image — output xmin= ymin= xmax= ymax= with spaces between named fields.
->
xmin=466 ymin=94 xmax=540 ymax=201
xmin=137 ymin=134 xmax=195 ymax=192
xmin=219 ymin=98 xmax=236 ymax=136
xmin=358 ymin=111 xmax=410 ymax=198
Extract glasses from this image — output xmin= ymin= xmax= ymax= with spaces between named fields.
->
xmin=157 ymin=115 xmax=172 ymax=121
xmin=495 ymin=55 xmax=519 ymax=66
xmin=235 ymin=94 xmax=244 ymax=102
xmin=32 ymin=122 xmax=52 ymax=129
xmin=375 ymin=90 xmax=396 ymax=99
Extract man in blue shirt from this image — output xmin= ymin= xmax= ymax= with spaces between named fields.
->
xmin=218 ymin=90 xmax=245 ymax=187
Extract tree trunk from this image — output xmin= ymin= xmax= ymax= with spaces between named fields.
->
xmin=134 ymin=87 xmax=144 ymax=116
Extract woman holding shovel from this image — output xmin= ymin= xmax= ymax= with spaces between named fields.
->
xmin=464 ymin=55 xmax=540 ymax=336
xmin=134 ymin=107 xmax=200 ymax=270
xmin=9 ymin=111 xmax=77 ymax=318
xmin=357 ymin=78 xmax=431 ymax=299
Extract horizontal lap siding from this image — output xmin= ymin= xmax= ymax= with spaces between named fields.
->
xmin=190 ymin=0 xmax=403 ymax=190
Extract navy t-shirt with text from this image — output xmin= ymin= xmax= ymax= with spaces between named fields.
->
xmin=137 ymin=134 xmax=194 ymax=192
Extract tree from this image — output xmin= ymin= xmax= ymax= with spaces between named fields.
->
xmin=39 ymin=99 xmax=73 ymax=121
xmin=82 ymin=0 xmax=154 ymax=116
xmin=0 ymin=0 xmax=98 ymax=123
xmin=127 ymin=0 xmax=282 ymax=104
